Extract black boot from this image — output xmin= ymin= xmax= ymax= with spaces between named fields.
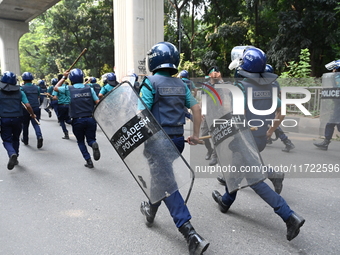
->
xmin=7 ymin=154 xmax=18 ymax=170
xmin=313 ymin=139 xmax=330 ymax=150
xmin=84 ymin=158 xmax=94 ymax=168
xmin=179 ymin=221 xmax=210 ymax=255
xmin=140 ymin=201 xmax=158 ymax=227
xmin=268 ymin=172 xmax=284 ymax=194
xmin=282 ymin=139 xmax=295 ymax=152
xmin=212 ymin=190 xmax=230 ymax=213
xmin=205 ymin=149 xmax=213 ymax=160
xmin=37 ymin=137 xmax=43 ymax=149
xmin=92 ymin=142 xmax=101 ymax=161
xmin=217 ymin=176 xmax=226 ymax=186
xmin=62 ymin=132 xmax=69 ymax=139
xmin=286 ymin=212 xmax=305 ymax=241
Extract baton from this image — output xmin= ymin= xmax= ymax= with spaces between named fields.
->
xmin=21 ymin=102 xmax=40 ymax=125
xmin=66 ymin=48 xmax=87 ymax=72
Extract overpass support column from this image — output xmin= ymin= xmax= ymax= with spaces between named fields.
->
xmin=0 ymin=19 xmax=29 ymax=75
xmin=113 ymin=0 xmax=164 ymax=81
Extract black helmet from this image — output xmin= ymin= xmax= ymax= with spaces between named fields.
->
xmin=147 ymin=42 xmax=180 ymax=75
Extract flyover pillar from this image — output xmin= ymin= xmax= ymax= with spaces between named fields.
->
xmin=0 ymin=19 xmax=29 ymax=76
xmin=113 ymin=0 xmax=164 ymax=81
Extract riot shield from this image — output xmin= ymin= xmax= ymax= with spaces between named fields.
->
xmin=93 ymin=80 xmax=194 ymax=204
xmin=320 ymin=72 xmax=340 ymax=127
xmin=40 ymin=96 xmax=50 ymax=109
xmin=204 ymin=84 xmax=266 ymax=193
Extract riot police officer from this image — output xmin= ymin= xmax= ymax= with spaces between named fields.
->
xmin=179 ymin=70 xmax=198 ymax=98
xmin=265 ymin=64 xmax=295 ymax=152
xmin=139 ymin=42 xmax=209 ymax=255
xmin=20 ymin=72 xmax=44 ymax=148
xmin=212 ymin=47 xmax=305 ymax=241
xmin=0 ymin=71 xmax=36 ymax=170
xmin=54 ymin=68 xmax=100 ymax=168
xmin=88 ymin=77 xmax=101 ymax=96
xmin=48 ymin=78 xmax=59 ymax=117
xmin=313 ymin=61 xmax=340 ymax=150
xmin=52 ymin=74 xmax=72 ymax=139
xmin=37 ymin=79 xmax=52 ymax=118
xmin=98 ymin=72 xmax=118 ymax=99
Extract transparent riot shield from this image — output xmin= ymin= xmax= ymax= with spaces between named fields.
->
xmin=93 ymin=80 xmax=194 ymax=204
xmin=204 ymin=84 xmax=266 ymax=193
xmin=40 ymin=96 xmax=50 ymax=109
xmin=320 ymin=72 xmax=340 ymax=127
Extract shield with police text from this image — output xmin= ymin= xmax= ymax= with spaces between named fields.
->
xmin=204 ymin=84 xmax=266 ymax=193
xmin=320 ymin=72 xmax=340 ymax=129
xmin=93 ymin=79 xmax=194 ymax=204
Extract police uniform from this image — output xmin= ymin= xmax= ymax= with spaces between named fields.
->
xmin=139 ymin=42 xmax=209 ymax=255
xmin=38 ymin=80 xmax=52 ymax=118
xmin=212 ymin=47 xmax=305 ymax=242
xmin=48 ymin=78 xmax=59 ymax=117
xmin=55 ymin=69 xmax=100 ymax=168
xmin=88 ymin=77 xmax=101 ymax=96
xmin=52 ymin=82 xmax=72 ymax=139
xmin=98 ymin=73 xmax=118 ymax=99
xmin=0 ymin=72 xmax=35 ymax=170
xmin=21 ymin=72 xmax=43 ymax=148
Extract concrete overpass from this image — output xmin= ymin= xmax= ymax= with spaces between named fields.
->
xmin=0 ymin=0 xmax=61 ymax=75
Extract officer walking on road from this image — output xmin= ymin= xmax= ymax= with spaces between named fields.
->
xmin=87 ymin=77 xmax=101 ymax=96
xmin=48 ymin=78 xmax=59 ymax=117
xmin=54 ymin=68 xmax=100 ymax=168
xmin=212 ymin=47 xmax=305 ymax=241
xmin=313 ymin=61 xmax=340 ymax=150
xmin=20 ymin=72 xmax=44 ymax=149
xmin=139 ymin=42 xmax=209 ymax=255
xmin=0 ymin=71 xmax=36 ymax=170
xmin=37 ymin=79 xmax=52 ymax=118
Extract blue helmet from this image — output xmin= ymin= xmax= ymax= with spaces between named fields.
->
xmin=22 ymin=72 xmax=34 ymax=81
xmin=90 ymin=77 xmax=97 ymax=83
xmin=107 ymin=72 xmax=118 ymax=86
xmin=51 ymin=78 xmax=58 ymax=85
xmin=240 ymin=48 xmax=267 ymax=73
xmin=1 ymin=71 xmax=17 ymax=85
xmin=69 ymin=68 xmax=84 ymax=84
xmin=179 ymin=70 xmax=189 ymax=78
xmin=147 ymin=42 xmax=180 ymax=75
xmin=265 ymin=64 xmax=274 ymax=73
xmin=38 ymin=80 xmax=46 ymax=87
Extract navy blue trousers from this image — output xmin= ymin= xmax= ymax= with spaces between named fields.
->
xmin=22 ymin=106 xmax=42 ymax=142
xmin=324 ymin=123 xmax=340 ymax=140
xmin=57 ymin=104 xmax=71 ymax=134
xmin=148 ymin=136 xmax=191 ymax=228
xmin=72 ymin=117 xmax=97 ymax=160
xmin=1 ymin=117 xmax=23 ymax=157
xmin=221 ymin=135 xmax=293 ymax=221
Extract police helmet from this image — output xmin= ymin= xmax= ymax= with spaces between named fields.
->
xmin=69 ymin=68 xmax=84 ymax=84
xmin=51 ymin=78 xmax=58 ymax=85
xmin=179 ymin=70 xmax=189 ymax=78
xmin=22 ymin=72 xmax=34 ymax=81
xmin=240 ymin=48 xmax=267 ymax=73
xmin=1 ymin=71 xmax=17 ymax=85
xmin=147 ymin=42 xmax=180 ymax=75
xmin=90 ymin=77 xmax=97 ymax=83
xmin=265 ymin=64 xmax=274 ymax=73
xmin=334 ymin=60 xmax=340 ymax=72
xmin=106 ymin=72 xmax=118 ymax=86
xmin=38 ymin=80 xmax=46 ymax=87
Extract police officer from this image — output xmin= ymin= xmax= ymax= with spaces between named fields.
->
xmin=265 ymin=64 xmax=295 ymax=152
xmin=98 ymin=72 xmax=118 ymax=99
xmin=20 ymin=72 xmax=44 ymax=148
xmin=313 ymin=62 xmax=340 ymax=150
xmin=54 ymin=68 xmax=100 ymax=168
xmin=52 ymin=74 xmax=72 ymax=139
xmin=212 ymin=47 xmax=305 ymax=241
xmin=48 ymin=78 xmax=59 ymax=117
xmin=139 ymin=42 xmax=209 ymax=255
xmin=179 ymin=70 xmax=198 ymax=98
xmin=38 ymin=79 xmax=52 ymax=118
xmin=201 ymin=66 xmax=223 ymax=166
xmin=88 ymin=77 xmax=101 ymax=96
xmin=0 ymin=71 xmax=36 ymax=170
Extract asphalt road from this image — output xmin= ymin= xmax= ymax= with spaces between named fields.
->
xmin=1 ymin=110 xmax=339 ymax=255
